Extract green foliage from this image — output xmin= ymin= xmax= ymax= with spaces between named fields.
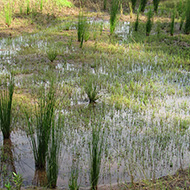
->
xmin=134 ymin=8 xmax=140 ymax=31
xmin=129 ymin=2 xmax=133 ymax=18
xmin=26 ymin=0 xmax=30 ymax=15
xmin=131 ymin=0 xmax=137 ymax=11
xmin=12 ymin=172 xmax=23 ymax=190
xmin=184 ymin=0 xmax=190 ymax=34
xmin=40 ymin=0 xmax=43 ymax=11
xmin=140 ymin=0 xmax=148 ymax=12
xmin=103 ymin=0 xmax=107 ymax=10
xmin=146 ymin=9 xmax=153 ymax=36
xmin=170 ymin=9 xmax=175 ymax=36
xmin=84 ymin=77 xmax=99 ymax=103
xmin=5 ymin=182 xmax=12 ymax=190
xmin=46 ymin=48 xmax=58 ymax=62
xmin=89 ymin=121 xmax=104 ymax=190
xmin=69 ymin=159 xmax=79 ymax=190
xmin=77 ymin=11 xmax=88 ymax=48
xmin=55 ymin=0 xmax=73 ymax=7
xmin=0 ymin=75 xmax=14 ymax=139
xmin=153 ymin=0 xmax=160 ymax=13
xmin=4 ymin=3 xmax=12 ymax=27
xmin=110 ymin=0 xmax=119 ymax=35
xmin=26 ymin=80 xmax=56 ymax=170
xmin=47 ymin=114 xmax=63 ymax=188
xmin=179 ymin=12 xmax=186 ymax=30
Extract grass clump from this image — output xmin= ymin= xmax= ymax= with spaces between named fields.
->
xmin=146 ymin=9 xmax=153 ymax=36
xmin=4 ymin=2 xmax=12 ymax=27
xmin=47 ymin=113 xmax=63 ymax=188
xmin=184 ymin=0 xmax=190 ymax=34
xmin=0 ymin=75 xmax=14 ymax=139
xmin=170 ymin=9 xmax=175 ymax=36
xmin=47 ymin=48 xmax=58 ymax=63
xmin=110 ymin=0 xmax=119 ymax=35
xmin=131 ymin=0 xmax=137 ymax=11
xmin=134 ymin=7 xmax=140 ymax=31
xmin=84 ymin=77 xmax=99 ymax=104
xmin=26 ymin=80 xmax=56 ymax=170
xmin=153 ymin=0 xmax=160 ymax=13
xmin=140 ymin=0 xmax=148 ymax=12
xmin=89 ymin=121 xmax=105 ymax=190
xmin=55 ymin=0 xmax=73 ymax=8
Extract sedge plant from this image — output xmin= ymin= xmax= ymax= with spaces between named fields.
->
xmin=170 ymin=9 xmax=175 ymax=36
xmin=46 ymin=48 xmax=58 ymax=63
xmin=110 ymin=0 xmax=119 ymax=35
xmin=134 ymin=7 xmax=140 ymax=31
xmin=140 ymin=0 xmax=148 ymax=13
xmin=26 ymin=80 xmax=56 ymax=170
xmin=89 ymin=120 xmax=105 ymax=190
xmin=184 ymin=0 xmax=190 ymax=34
xmin=0 ymin=75 xmax=14 ymax=139
xmin=47 ymin=113 xmax=63 ymax=188
xmin=4 ymin=2 xmax=12 ymax=27
xmin=146 ymin=9 xmax=153 ymax=36
xmin=153 ymin=0 xmax=160 ymax=13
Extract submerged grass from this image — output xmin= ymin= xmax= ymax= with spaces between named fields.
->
xmin=0 ymin=75 xmax=14 ymax=139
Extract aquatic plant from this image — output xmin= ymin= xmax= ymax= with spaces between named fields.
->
xmin=4 ymin=2 xmax=12 ymax=27
xmin=77 ymin=11 xmax=88 ymax=48
xmin=26 ymin=80 xmax=56 ymax=170
xmin=170 ymin=9 xmax=175 ymax=36
xmin=110 ymin=0 xmax=119 ymax=35
xmin=140 ymin=0 xmax=147 ymax=12
xmin=146 ymin=9 xmax=153 ymax=36
xmin=134 ymin=8 xmax=140 ymax=31
xmin=131 ymin=0 xmax=137 ymax=11
xmin=69 ymin=158 xmax=80 ymax=190
xmin=184 ymin=0 xmax=190 ymax=34
xmin=153 ymin=0 xmax=160 ymax=13
xmin=13 ymin=172 xmax=23 ymax=190
xmin=0 ymin=75 xmax=14 ymax=139
xmin=47 ymin=48 xmax=58 ymax=63
xmin=84 ymin=77 xmax=99 ymax=103
xmin=47 ymin=113 xmax=63 ymax=188
xmin=89 ymin=121 xmax=104 ymax=190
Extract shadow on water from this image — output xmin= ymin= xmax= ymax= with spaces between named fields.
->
xmin=0 ymin=139 xmax=16 ymax=187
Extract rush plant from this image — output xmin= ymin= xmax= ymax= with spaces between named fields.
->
xmin=170 ymin=9 xmax=175 ymax=36
xmin=0 ymin=75 xmax=14 ymax=139
xmin=146 ymin=9 xmax=153 ymax=36
xmin=110 ymin=0 xmax=119 ymax=35
xmin=184 ymin=0 xmax=190 ymax=34
xmin=4 ymin=2 xmax=12 ymax=27
xmin=140 ymin=0 xmax=148 ymax=12
xmin=153 ymin=0 xmax=160 ymax=13
xmin=26 ymin=80 xmax=56 ymax=170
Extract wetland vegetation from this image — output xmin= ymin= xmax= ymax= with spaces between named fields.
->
xmin=0 ymin=0 xmax=190 ymax=189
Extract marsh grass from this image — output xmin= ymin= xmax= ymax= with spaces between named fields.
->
xmin=170 ymin=9 xmax=175 ymax=36
xmin=26 ymin=0 xmax=30 ymax=15
xmin=146 ymin=9 xmax=153 ymax=36
xmin=140 ymin=0 xmax=147 ymax=12
xmin=46 ymin=48 xmax=58 ymax=63
xmin=153 ymin=0 xmax=160 ymax=13
xmin=134 ymin=8 xmax=140 ymax=31
xmin=47 ymin=113 xmax=63 ymax=188
xmin=0 ymin=75 xmax=14 ymax=139
xmin=103 ymin=0 xmax=107 ymax=10
xmin=84 ymin=77 xmax=99 ymax=103
xmin=4 ymin=2 xmax=12 ymax=27
xmin=110 ymin=0 xmax=119 ymax=35
xmin=89 ymin=121 xmax=105 ymax=190
xmin=179 ymin=12 xmax=186 ymax=30
xmin=184 ymin=0 xmax=190 ymax=34
xmin=26 ymin=80 xmax=56 ymax=170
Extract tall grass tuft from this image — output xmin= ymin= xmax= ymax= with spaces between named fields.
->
xmin=110 ymin=0 xmax=119 ymax=35
xmin=85 ymin=77 xmax=99 ymax=104
xmin=134 ymin=7 xmax=140 ymax=31
xmin=40 ymin=0 xmax=43 ymax=11
xmin=0 ymin=75 xmax=14 ymax=139
xmin=89 ymin=121 xmax=104 ymax=190
xmin=26 ymin=0 xmax=30 ymax=15
xmin=184 ymin=0 xmax=190 ymax=34
xmin=47 ymin=48 xmax=58 ymax=63
xmin=103 ymin=0 xmax=107 ymax=10
xmin=153 ymin=0 xmax=160 ymax=13
xmin=4 ymin=3 xmax=12 ymax=27
xmin=26 ymin=80 xmax=56 ymax=170
xmin=180 ymin=12 xmax=186 ymax=30
xmin=146 ymin=9 xmax=153 ymax=36
xmin=170 ymin=9 xmax=175 ymax=36
xmin=140 ymin=0 xmax=148 ymax=13
xmin=47 ymin=113 xmax=63 ymax=188
xmin=131 ymin=0 xmax=137 ymax=11
xmin=77 ymin=11 xmax=88 ymax=48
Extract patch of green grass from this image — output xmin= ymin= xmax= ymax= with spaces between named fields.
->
xmin=55 ymin=0 xmax=73 ymax=8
